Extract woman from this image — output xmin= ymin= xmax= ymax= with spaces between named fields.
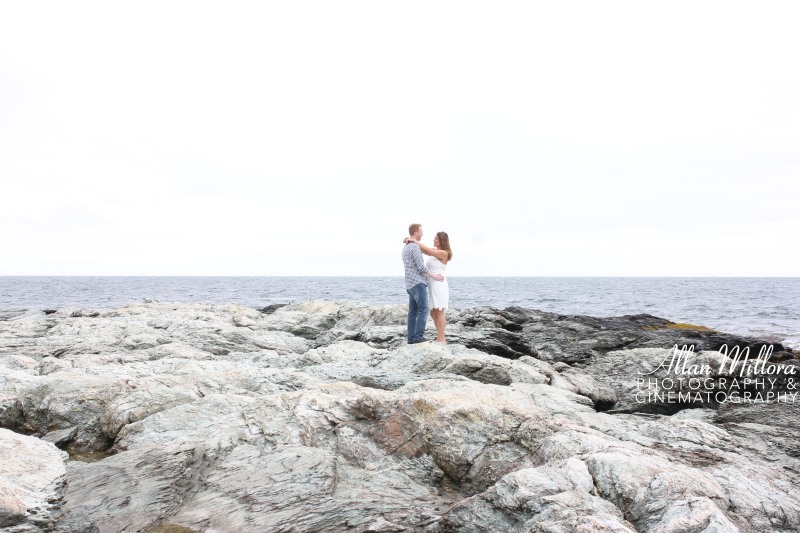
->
xmin=403 ymin=231 xmax=453 ymax=343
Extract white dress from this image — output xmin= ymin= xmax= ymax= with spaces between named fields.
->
xmin=426 ymin=256 xmax=449 ymax=310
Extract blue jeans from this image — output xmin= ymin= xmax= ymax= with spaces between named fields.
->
xmin=407 ymin=282 xmax=429 ymax=343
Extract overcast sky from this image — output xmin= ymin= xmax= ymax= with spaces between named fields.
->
xmin=1 ymin=1 xmax=798 ymax=276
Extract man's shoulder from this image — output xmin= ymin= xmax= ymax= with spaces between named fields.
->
xmin=401 ymin=242 xmax=420 ymax=260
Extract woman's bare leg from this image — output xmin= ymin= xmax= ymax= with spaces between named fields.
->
xmin=431 ymin=309 xmax=446 ymax=343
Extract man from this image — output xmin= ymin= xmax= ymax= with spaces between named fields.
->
xmin=402 ymin=223 xmax=444 ymax=344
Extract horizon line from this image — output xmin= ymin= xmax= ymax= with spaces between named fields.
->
xmin=1 ymin=275 xmax=799 ymax=279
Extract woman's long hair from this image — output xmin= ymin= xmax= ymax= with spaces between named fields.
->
xmin=436 ymin=231 xmax=453 ymax=261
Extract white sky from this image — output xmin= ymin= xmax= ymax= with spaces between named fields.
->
xmin=1 ymin=1 xmax=798 ymax=276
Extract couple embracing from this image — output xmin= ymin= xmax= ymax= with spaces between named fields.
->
xmin=401 ymin=223 xmax=453 ymax=344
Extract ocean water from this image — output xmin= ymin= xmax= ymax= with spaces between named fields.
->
xmin=1 ymin=277 xmax=798 ymax=348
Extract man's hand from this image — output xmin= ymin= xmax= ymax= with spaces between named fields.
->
xmin=432 ymin=273 xmax=445 ymax=282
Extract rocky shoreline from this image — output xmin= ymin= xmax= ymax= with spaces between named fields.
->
xmin=1 ymin=301 xmax=799 ymax=532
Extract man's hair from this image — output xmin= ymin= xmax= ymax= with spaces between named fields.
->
xmin=408 ymin=223 xmax=421 ymax=236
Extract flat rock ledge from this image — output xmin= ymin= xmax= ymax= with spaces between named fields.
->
xmin=0 ymin=301 xmax=798 ymax=533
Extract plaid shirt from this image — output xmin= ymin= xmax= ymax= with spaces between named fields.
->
xmin=402 ymin=243 xmax=428 ymax=289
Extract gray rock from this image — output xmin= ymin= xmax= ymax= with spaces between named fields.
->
xmin=57 ymin=441 xmax=203 ymax=532
xmin=41 ymin=426 xmax=78 ymax=447
xmin=0 ymin=301 xmax=798 ymax=532
xmin=0 ymin=428 xmax=67 ymax=532
xmin=437 ymin=457 xmax=636 ymax=532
